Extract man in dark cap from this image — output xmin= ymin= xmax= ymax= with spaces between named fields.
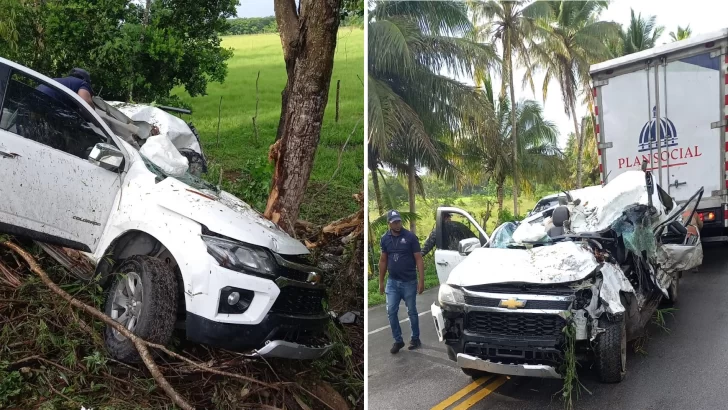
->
xmin=421 ymin=211 xmax=477 ymax=256
xmin=37 ymin=68 xmax=94 ymax=108
xmin=379 ymin=210 xmax=425 ymax=354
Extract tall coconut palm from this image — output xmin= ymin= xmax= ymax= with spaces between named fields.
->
xmin=469 ymin=0 xmax=551 ymax=217
xmin=454 ymin=75 xmax=562 ymax=219
xmin=669 ymin=25 xmax=691 ymax=42
xmin=563 ymin=115 xmax=600 ymax=188
xmin=618 ymin=9 xmax=664 ymax=55
xmin=368 ymin=1 xmax=499 ymax=232
xmin=531 ymin=0 xmax=618 ymax=189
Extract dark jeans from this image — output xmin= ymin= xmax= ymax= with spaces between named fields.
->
xmin=385 ymin=278 xmax=419 ymax=343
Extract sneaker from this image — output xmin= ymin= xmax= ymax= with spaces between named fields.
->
xmin=408 ymin=339 xmax=422 ymax=350
xmin=390 ymin=341 xmax=405 ymax=354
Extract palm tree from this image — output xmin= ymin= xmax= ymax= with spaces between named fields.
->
xmin=469 ymin=0 xmax=551 ymax=217
xmin=669 ymin=25 xmax=691 ymax=42
xmin=618 ymin=9 xmax=664 ymax=55
xmin=454 ymin=75 xmax=562 ymax=219
xmin=531 ymin=0 xmax=618 ymax=189
xmin=564 ymin=115 xmax=600 ymax=188
xmin=368 ymin=1 xmax=499 ymax=233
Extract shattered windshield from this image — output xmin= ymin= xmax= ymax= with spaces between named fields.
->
xmin=140 ymin=154 xmax=219 ymax=194
xmin=489 ymin=222 xmax=517 ymax=248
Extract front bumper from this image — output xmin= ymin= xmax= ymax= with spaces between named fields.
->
xmin=457 ymin=353 xmax=562 ymax=379
xmin=186 ymin=311 xmax=332 ymax=359
xmin=252 ymin=340 xmax=333 ymax=360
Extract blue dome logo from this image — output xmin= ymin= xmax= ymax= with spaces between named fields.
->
xmin=638 ymin=106 xmax=678 ymax=152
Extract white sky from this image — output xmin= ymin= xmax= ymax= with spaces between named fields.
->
xmin=500 ymin=0 xmax=728 ymax=148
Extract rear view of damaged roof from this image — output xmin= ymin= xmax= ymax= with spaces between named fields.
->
xmin=590 ymin=27 xmax=728 ymax=74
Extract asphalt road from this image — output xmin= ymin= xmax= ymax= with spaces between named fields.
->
xmin=367 ymin=245 xmax=728 ymax=410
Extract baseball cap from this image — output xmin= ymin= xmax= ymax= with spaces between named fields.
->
xmin=387 ymin=210 xmax=402 ymax=223
xmin=68 ymin=68 xmax=93 ymax=91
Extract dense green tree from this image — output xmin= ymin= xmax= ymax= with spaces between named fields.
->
xmin=0 ymin=0 xmax=237 ymax=103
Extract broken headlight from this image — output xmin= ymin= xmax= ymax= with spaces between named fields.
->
xmin=202 ymin=235 xmax=276 ymax=276
xmin=438 ymin=284 xmax=465 ymax=306
xmin=573 ymin=289 xmax=593 ymax=310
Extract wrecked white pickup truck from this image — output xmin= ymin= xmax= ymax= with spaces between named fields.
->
xmin=431 ymin=169 xmax=703 ymax=383
xmin=0 ymin=58 xmax=331 ymax=361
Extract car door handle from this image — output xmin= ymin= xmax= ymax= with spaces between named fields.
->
xmin=0 ymin=150 xmax=20 ymax=159
xmin=437 ymin=261 xmax=449 ymax=266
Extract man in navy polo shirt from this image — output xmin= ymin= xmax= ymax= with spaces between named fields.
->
xmin=37 ymin=68 xmax=95 ymax=109
xmin=379 ymin=209 xmax=425 ymax=354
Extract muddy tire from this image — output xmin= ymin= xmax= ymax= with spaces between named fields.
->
xmin=595 ymin=314 xmax=626 ymax=383
xmin=103 ymin=255 xmax=178 ymax=363
xmin=461 ymin=367 xmax=488 ymax=379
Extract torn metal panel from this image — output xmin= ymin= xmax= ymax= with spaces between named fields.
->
xmin=598 ymin=263 xmax=635 ymax=315
xmin=657 ymin=240 xmax=704 ymax=274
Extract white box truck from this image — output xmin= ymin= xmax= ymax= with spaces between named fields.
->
xmin=590 ymin=29 xmax=728 ymax=241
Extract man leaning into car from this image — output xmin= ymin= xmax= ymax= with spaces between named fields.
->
xmin=379 ymin=210 xmax=425 ymax=354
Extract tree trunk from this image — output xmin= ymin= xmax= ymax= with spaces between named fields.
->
xmin=266 ymin=0 xmax=342 ymax=234
xmin=572 ymin=104 xmax=583 ymax=189
xmin=371 ymin=166 xmax=384 ymax=215
xmin=407 ymin=155 xmax=417 ymax=235
xmin=143 ymin=0 xmax=151 ymax=26
xmin=368 ymin=146 xmax=385 ymax=214
xmin=496 ymin=182 xmax=504 ymax=224
xmin=506 ymin=31 xmax=519 ymax=217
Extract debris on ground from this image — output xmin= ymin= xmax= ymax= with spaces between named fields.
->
xmin=0 ymin=191 xmax=364 ymax=410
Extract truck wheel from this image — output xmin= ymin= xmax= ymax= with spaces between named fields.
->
xmin=103 ymin=255 xmax=178 ymax=363
xmin=595 ymin=314 xmax=626 ymax=383
xmin=461 ymin=367 xmax=488 ymax=379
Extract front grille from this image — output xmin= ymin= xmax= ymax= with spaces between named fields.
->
xmin=464 ymin=343 xmax=563 ymax=365
xmin=465 ymin=284 xmax=574 ymax=296
xmin=272 ymin=286 xmax=326 ymax=315
xmin=277 ymin=265 xmax=309 ymax=282
xmin=464 ymin=296 xmax=571 ymax=310
xmin=276 ymin=255 xmax=317 ymax=282
xmin=465 ymin=312 xmax=566 ymax=338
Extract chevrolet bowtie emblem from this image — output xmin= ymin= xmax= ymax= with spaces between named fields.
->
xmin=499 ymin=298 xmax=526 ymax=309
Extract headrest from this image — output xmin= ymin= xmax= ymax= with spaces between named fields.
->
xmin=552 ymin=206 xmax=570 ymax=227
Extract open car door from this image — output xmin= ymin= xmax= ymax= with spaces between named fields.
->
xmin=654 ymin=186 xmax=705 ymax=279
xmin=0 ymin=61 xmax=123 ymax=253
xmin=433 ymin=207 xmax=489 ymax=284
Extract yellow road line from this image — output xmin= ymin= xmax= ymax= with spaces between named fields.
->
xmin=451 ymin=376 xmax=509 ymax=410
xmin=430 ymin=375 xmax=495 ymax=410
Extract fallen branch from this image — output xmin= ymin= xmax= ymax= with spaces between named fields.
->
xmin=2 ymin=241 xmax=195 ymax=410
xmin=0 ymin=260 xmax=21 ymax=288
xmin=2 ymin=241 xmax=278 ymax=392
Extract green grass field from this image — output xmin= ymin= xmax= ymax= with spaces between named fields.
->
xmin=174 ymin=28 xmax=364 ymax=225
xmin=367 ymin=194 xmax=539 ymax=306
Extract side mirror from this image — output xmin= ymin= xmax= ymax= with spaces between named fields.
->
xmin=458 ymin=238 xmax=481 ymax=256
xmin=89 ymin=143 xmax=123 ymax=171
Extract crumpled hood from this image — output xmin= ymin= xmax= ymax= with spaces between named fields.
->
xmin=447 ymin=241 xmax=599 ymax=287
xmin=155 ymin=179 xmax=309 ymax=256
